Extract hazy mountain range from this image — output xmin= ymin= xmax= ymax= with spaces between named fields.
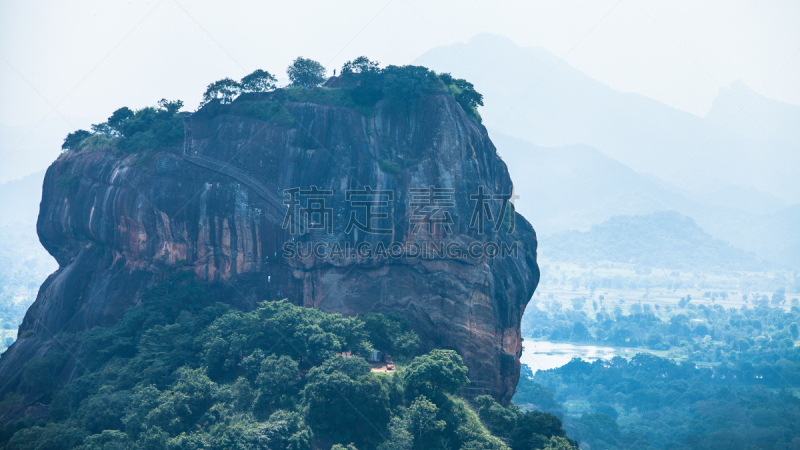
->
xmin=414 ymin=34 xmax=800 ymax=269
xmin=1 ymin=34 xmax=797 ymax=271
xmin=541 ymin=211 xmax=766 ymax=272
xmin=414 ymin=33 xmax=800 ymax=204
xmin=492 ymin=134 xmax=800 ymax=268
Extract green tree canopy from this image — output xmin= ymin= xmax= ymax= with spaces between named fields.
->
xmin=341 ymin=56 xmax=380 ymax=75
xmin=302 ymin=356 xmax=391 ymax=448
xmin=0 ymin=273 xmax=576 ymax=450
xmin=107 ymin=107 xmax=134 ymax=129
xmin=439 ymin=72 xmax=484 ymax=121
xmin=202 ymin=78 xmax=241 ymax=105
xmin=157 ymin=98 xmax=183 ymax=114
xmin=403 ymin=349 xmax=469 ymax=399
xmin=407 ymin=396 xmax=446 ymax=441
xmin=381 ymin=65 xmax=440 ymax=112
xmin=240 ymin=69 xmax=277 ymax=93
xmin=475 ymin=395 xmax=517 ymax=437
xmin=287 ymin=57 xmax=327 ymax=86
xmin=61 ymin=129 xmax=92 ymax=151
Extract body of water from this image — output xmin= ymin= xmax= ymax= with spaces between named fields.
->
xmin=520 ymin=341 xmax=621 ymax=373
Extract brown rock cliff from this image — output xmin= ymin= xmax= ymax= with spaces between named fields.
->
xmin=0 ymin=91 xmax=539 ymax=406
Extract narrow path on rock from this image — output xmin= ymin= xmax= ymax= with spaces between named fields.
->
xmin=181 ymin=113 xmax=287 ymax=215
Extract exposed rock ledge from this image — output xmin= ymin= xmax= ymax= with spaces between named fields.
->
xmin=0 ymin=92 xmax=539 ymax=406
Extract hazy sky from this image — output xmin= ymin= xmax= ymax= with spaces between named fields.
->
xmin=1 ymin=0 xmax=798 ymax=182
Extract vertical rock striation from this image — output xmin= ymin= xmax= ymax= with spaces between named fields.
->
xmin=0 ymin=91 xmax=539 ymax=406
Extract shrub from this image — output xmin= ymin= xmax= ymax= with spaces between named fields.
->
xmin=439 ymin=73 xmax=483 ymax=123
xmin=341 ymin=56 xmax=380 ymax=75
xmin=378 ymin=159 xmax=402 ymax=176
xmin=223 ymin=97 xmax=295 ymax=127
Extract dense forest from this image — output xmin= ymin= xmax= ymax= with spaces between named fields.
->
xmin=515 ymin=354 xmax=800 ymax=450
xmin=516 ymin=299 xmax=800 ymax=449
xmin=523 ymin=295 xmax=800 ymax=365
xmin=0 ymin=273 xmax=573 ymax=450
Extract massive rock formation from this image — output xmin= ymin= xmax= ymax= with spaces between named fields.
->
xmin=0 ymin=89 xmax=539 ymax=405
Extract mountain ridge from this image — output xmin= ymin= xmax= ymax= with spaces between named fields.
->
xmin=414 ymin=33 xmax=800 ymax=203
xmin=540 ymin=210 xmax=766 ymax=272
xmin=492 ymin=132 xmax=800 ymax=268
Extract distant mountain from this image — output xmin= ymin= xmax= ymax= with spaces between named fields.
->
xmin=414 ymin=34 xmax=800 ymax=203
xmin=492 ymin=132 xmax=695 ymax=236
xmin=686 ymin=185 xmax=789 ymax=216
xmin=492 ymin=133 xmax=800 ymax=269
xmin=541 ymin=211 xmax=766 ymax=272
xmin=711 ymin=204 xmax=800 ymax=270
xmin=706 ymin=80 xmax=800 ymax=147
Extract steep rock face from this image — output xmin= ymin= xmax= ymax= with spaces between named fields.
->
xmin=0 ymin=93 xmax=539 ymax=405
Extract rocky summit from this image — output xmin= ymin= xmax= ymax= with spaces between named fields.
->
xmin=0 ymin=81 xmax=539 ymax=406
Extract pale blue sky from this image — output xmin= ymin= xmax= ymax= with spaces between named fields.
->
xmin=1 ymin=0 xmax=798 ymax=182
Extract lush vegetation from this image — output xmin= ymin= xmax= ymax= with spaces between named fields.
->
xmin=523 ymin=297 xmax=800 ymax=363
xmin=522 ymin=220 xmax=800 ymax=450
xmin=202 ymin=56 xmax=483 ymax=122
xmin=60 ymin=57 xmax=484 ymax=157
xmin=515 ymin=296 xmax=800 ymax=449
xmin=62 ymin=99 xmax=185 ymax=154
xmin=0 ymin=273 xmax=572 ymax=450
xmin=515 ymin=352 xmax=800 ymax=450
xmin=438 ymin=73 xmax=483 ymax=123
xmin=199 ymin=94 xmax=296 ymax=128
xmin=287 ymin=57 xmax=327 ymax=87
xmin=335 ymin=57 xmax=482 ymax=121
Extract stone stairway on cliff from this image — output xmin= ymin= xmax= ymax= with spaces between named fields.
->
xmin=180 ymin=112 xmax=287 ymax=215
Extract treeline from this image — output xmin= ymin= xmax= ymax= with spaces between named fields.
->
xmin=1 ymin=273 xmax=572 ymax=450
xmin=200 ymin=56 xmax=483 ymax=122
xmin=523 ymin=299 xmax=800 ymax=374
xmin=515 ymin=354 xmax=800 ymax=450
xmin=515 ymin=297 xmax=800 ymax=449
xmin=59 ymin=56 xmax=483 ymax=155
xmin=538 ymin=262 xmax=798 ymax=293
